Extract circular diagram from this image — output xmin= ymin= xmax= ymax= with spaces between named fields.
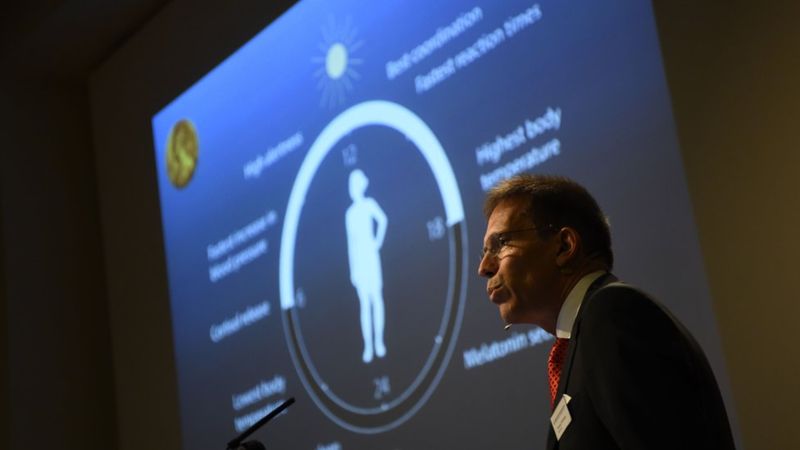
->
xmin=280 ymin=100 xmax=467 ymax=434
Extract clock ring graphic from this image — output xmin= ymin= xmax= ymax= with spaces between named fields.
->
xmin=280 ymin=100 xmax=467 ymax=434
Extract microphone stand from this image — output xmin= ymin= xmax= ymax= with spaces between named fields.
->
xmin=226 ymin=397 xmax=295 ymax=450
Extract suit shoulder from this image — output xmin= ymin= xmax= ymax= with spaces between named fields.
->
xmin=579 ymin=282 xmax=683 ymax=340
xmin=582 ymin=282 xmax=662 ymax=318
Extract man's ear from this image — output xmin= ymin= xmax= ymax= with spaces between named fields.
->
xmin=555 ymin=227 xmax=580 ymax=268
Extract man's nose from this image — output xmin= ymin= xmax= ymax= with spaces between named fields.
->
xmin=478 ymin=253 xmax=497 ymax=278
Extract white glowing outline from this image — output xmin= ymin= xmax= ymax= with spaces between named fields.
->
xmin=279 ymin=100 xmax=467 ymax=433
xmin=280 ymin=100 xmax=464 ymax=310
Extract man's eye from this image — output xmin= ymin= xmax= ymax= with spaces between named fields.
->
xmin=497 ymin=236 xmax=509 ymax=247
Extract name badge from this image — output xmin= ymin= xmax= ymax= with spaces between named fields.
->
xmin=550 ymin=394 xmax=572 ymax=441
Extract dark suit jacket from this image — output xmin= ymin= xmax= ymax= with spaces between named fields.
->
xmin=546 ymin=274 xmax=735 ymax=450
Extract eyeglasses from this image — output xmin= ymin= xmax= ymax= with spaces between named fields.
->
xmin=480 ymin=227 xmax=542 ymax=261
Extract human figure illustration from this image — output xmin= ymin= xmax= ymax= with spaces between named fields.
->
xmin=345 ymin=169 xmax=388 ymax=363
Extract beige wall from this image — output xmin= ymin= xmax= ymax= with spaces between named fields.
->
xmin=654 ymin=2 xmax=800 ymax=449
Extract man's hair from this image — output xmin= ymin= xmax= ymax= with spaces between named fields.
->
xmin=484 ymin=174 xmax=613 ymax=269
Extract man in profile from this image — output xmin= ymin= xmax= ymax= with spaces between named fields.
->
xmin=477 ymin=174 xmax=735 ymax=449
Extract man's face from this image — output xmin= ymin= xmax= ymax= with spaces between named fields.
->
xmin=478 ymin=197 xmax=564 ymax=330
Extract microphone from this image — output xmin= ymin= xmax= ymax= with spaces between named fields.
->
xmin=226 ymin=397 xmax=295 ymax=450
xmin=237 ymin=443 xmax=265 ymax=450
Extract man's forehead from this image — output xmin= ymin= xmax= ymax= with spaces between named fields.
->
xmin=486 ymin=197 xmax=533 ymax=231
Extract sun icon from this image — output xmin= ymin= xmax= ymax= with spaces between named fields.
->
xmin=312 ymin=15 xmax=363 ymax=109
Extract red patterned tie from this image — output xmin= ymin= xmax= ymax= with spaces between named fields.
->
xmin=547 ymin=337 xmax=569 ymax=409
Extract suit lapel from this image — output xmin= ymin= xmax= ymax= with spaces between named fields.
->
xmin=553 ymin=274 xmax=616 ymax=403
xmin=546 ymin=273 xmax=617 ymax=449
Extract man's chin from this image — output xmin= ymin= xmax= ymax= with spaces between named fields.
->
xmin=498 ymin=304 xmax=517 ymax=324
xmin=500 ymin=305 xmax=539 ymax=327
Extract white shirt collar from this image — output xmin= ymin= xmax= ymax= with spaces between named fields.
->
xmin=555 ymin=271 xmax=606 ymax=339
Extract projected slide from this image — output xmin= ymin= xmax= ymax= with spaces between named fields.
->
xmin=151 ymin=1 xmax=726 ymax=449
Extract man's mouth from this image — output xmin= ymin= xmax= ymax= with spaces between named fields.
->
xmin=487 ymin=285 xmax=505 ymax=303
